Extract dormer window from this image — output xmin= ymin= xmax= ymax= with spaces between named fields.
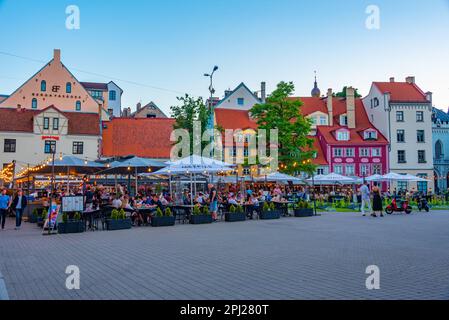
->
xmin=364 ymin=130 xmax=378 ymax=140
xmin=237 ymin=98 xmax=244 ymax=106
xmin=336 ymin=130 xmax=349 ymax=141
xmin=340 ymin=115 xmax=348 ymax=126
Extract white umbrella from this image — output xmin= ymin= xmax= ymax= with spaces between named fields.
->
xmin=254 ymin=172 xmax=303 ymax=183
xmin=165 ymin=154 xmax=234 ymax=167
xmin=400 ymin=174 xmax=428 ymax=182
xmin=365 ymin=174 xmax=384 ymax=182
xmin=381 ymin=172 xmax=409 ymax=181
xmin=307 ymin=173 xmax=355 ymax=185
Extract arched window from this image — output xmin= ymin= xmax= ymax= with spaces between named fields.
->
xmin=435 ymin=140 xmax=443 ymax=159
xmin=31 ymin=98 xmax=37 ymax=109
xmin=75 ymin=101 xmax=81 ymax=111
xmin=41 ymin=80 xmax=46 ymax=92
xmin=109 ymin=90 xmax=116 ymax=101
xmin=66 ymin=82 xmax=72 ymax=93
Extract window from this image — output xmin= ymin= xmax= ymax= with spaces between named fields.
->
xmin=372 ymin=148 xmax=381 ymax=157
xmin=360 ymin=164 xmax=370 ymax=176
xmin=398 ymin=150 xmax=406 ymax=163
xmin=244 ymin=147 xmax=249 ymax=157
xmin=90 ymin=90 xmax=103 ymax=99
xmin=397 ymin=130 xmax=405 ymax=142
xmin=76 ymin=101 xmax=81 ymax=111
xmin=109 ymin=90 xmax=116 ymax=101
xmin=43 ymin=117 xmax=49 ymax=130
xmin=310 ymin=117 xmax=317 ymax=125
xmin=72 ymin=142 xmax=84 ymax=155
xmin=435 ymin=140 xmax=444 ymax=159
xmin=345 ymin=148 xmax=355 ymax=157
xmin=336 ymin=130 xmax=349 ymax=141
xmin=360 ymin=148 xmax=370 ymax=157
xmin=231 ymin=147 xmax=237 ymax=157
xmin=340 ymin=115 xmax=348 ymax=126
xmin=397 ymin=181 xmax=408 ymax=192
xmin=416 ymin=111 xmax=424 ymax=122
xmin=317 ymin=168 xmax=325 ymax=175
xmin=44 ymin=140 xmax=56 ymax=154
xmin=373 ymin=98 xmax=379 ymax=108
xmin=66 ymin=82 xmax=72 ymax=94
xmin=345 ymin=164 xmax=355 ymax=176
xmin=4 ymin=139 xmax=16 ymax=153
xmin=334 ymin=165 xmax=343 ymax=175
xmin=417 ymin=130 xmax=425 ymax=142
xmin=333 ymin=148 xmax=343 ymax=157
xmin=396 ymin=111 xmax=404 ymax=122
xmin=41 ymin=80 xmax=46 ymax=92
xmin=31 ymin=98 xmax=37 ymax=109
xmin=372 ymin=164 xmax=382 ymax=175
xmin=319 ymin=116 xmax=327 ymax=125
xmin=237 ymin=98 xmax=244 ymax=106
xmin=418 ymin=150 xmax=426 ymax=163
xmin=364 ymin=130 xmax=378 ymax=140
xmin=243 ymin=168 xmax=250 ymax=175
xmin=417 ymin=174 xmax=428 ymax=193
xmin=52 ymin=118 xmax=59 ymax=130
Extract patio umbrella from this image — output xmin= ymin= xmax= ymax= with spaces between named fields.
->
xmin=165 ymin=154 xmax=234 ymax=167
xmin=400 ymin=174 xmax=428 ymax=182
xmin=254 ymin=172 xmax=304 ymax=184
xmin=365 ymin=174 xmax=384 ymax=182
xmin=306 ymin=173 xmax=355 ymax=185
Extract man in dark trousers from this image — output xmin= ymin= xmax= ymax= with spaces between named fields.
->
xmin=11 ymin=189 xmax=27 ymax=230
xmin=0 ymin=188 xmax=11 ymax=230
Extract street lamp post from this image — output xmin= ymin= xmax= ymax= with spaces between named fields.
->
xmin=303 ymin=159 xmax=317 ymax=216
xmin=204 ymin=66 xmax=219 ymax=157
xmin=48 ymin=145 xmax=56 ymax=235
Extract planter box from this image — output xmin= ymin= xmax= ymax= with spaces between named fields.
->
xmin=151 ymin=216 xmax=175 ymax=227
xmin=106 ymin=218 xmax=132 ymax=231
xmin=225 ymin=212 xmax=246 ymax=222
xmin=260 ymin=210 xmax=281 ymax=220
xmin=58 ymin=221 xmax=85 ymax=234
xmin=294 ymin=208 xmax=314 ymax=217
xmin=190 ymin=214 xmax=213 ymax=225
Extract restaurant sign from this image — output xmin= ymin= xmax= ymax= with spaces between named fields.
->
xmin=41 ymin=136 xmax=60 ymax=141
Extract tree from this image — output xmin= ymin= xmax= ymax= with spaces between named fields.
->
xmin=170 ymin=94 xmax=211 ymax=155
xmin=250 ymin=81 xmax=316 ymax=174
xmin=335 ymin=86 xmax=362 ymax=98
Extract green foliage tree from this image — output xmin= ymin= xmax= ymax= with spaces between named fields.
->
xmin=170 ymin=94 xmax=211 ymax=155
xmin=335 ymin=86 xmax=362 ymax=98
xmin=250 ymin=81 xmax=316 ymax=174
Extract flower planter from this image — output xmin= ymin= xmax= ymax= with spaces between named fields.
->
xmin=225 ymin=212 xmax=246 ymax=222
xmin=106 ymin=218 xmax=132 ymax=231
xmin=58 ymin=221 xmax=85 ymax=234
xmin=294 ymin=208 xmax=314 ymax=217
xmin=190 ymin=214 xmax=213 ymax=225
xmin=151 ymin=216 xmax=175 ymax=227
xmin=259 ymin=210 xmax=281 ymax=220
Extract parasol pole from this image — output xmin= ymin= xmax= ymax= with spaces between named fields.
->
xmin=67 ymin=166 xmax=70 ymax=193
xmin=135 ymin=166 xmax=138 ymax=197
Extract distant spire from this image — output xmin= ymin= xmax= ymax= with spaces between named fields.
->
xmin=311 ymin=71 xmax=321 ymax=97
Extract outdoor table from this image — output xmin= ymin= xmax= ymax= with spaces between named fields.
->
xmin=82 ymin=210 xmax=101 ymax=231
xmin=136 ymin=207 xmax=156 ymax=225
xmin=170 ymin=205 xmax=195 ymax=224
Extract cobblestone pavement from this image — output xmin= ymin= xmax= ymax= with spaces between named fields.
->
xmin=0 ymin=211 xmax=448 ymax=300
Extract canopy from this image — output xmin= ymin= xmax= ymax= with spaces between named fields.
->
xmin=365 ymin=174 xmax=384 ymax=182
xmin=306 ymin=173 xmax=356 ymax=185
xmin=22 ymin=155 xmax=104 ymax=175
xmin=254 ymin=172 xmax=303 ymax=184
xmin=103 ymin=156 xmax=165 ymax=174
xmin=165 ymin=154 xmax=234 ymax=167
xmin=399 ymin=173 xmax=428 ymax=182
xmin=146 ymin=163 xmax=235 ymax=175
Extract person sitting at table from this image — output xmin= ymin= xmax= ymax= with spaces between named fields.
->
xmin=195 ymin=193 xmax=205 ymax=205
xmin=246 ymin=194 xmax=260 ymax=219
xmin=112 ymin=196 xmax=122 ymax=209
xmin=182 ymin=190 xmax=191 ymax=205
xmin=228 ymin=194 xmax=238 ymax=206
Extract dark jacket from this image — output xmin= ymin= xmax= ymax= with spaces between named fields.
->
xmin=12 ymin=195 xmax=28 ymax=210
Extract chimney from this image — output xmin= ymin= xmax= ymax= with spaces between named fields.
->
xmin=327 ymin=88 xmax=333 ymax=126
xmin=346 ymin=87 xmax=356 ymax=129
xmin=53 ymin=49 xmax=61 ymax=63
xmin=426 ymin=91 xmax=433 ymax=105
xmin=389 ymin=77 xmax=395 ymax=83
xmin=261 ymin=82 xmax=266 ymax=103
xmin=136 ymin=102 xmax=142 ymax=111
xmin=405 ymin=76 xmax=415 ymax=84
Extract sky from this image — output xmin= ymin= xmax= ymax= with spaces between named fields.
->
xmin=0 ymin=0 xmax=449 ymax=115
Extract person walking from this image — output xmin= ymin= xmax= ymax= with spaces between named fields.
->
xmin=11 ymin=189 xmax=27 ymax=230
xmin=360 ymin=181 xmax=372 ymax=217
xmin=372 ymin=182 xmax=384 ymax=217
xmin=0 ymin=188 xmax=11 ymax=230
xmin=208 ymin=183 xmax=218 ymax=221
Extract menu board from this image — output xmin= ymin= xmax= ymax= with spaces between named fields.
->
xmin=62 ymin=196 xmax=84 ymax=212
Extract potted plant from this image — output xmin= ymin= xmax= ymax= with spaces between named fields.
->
xmin=259 ymin=202 xmax=281 ymax=220
xmin=294 ymin=200 xmax=314 ymax=217
xmin=190 ymin=205 xmax=213 ymax=225
xmin=225 ymin=204 xmax=246 ymax=222
xmin=37 ymin=209 xmax=48 ymax=228
xmin=29 ymin=208 xmax=39 ymax=223
xmin=58 ymin=211 xmax=85 ymax=234
xmin=151 ymin=207 xmax=175 ymax=227
xmin=106 ymin=208 xmax=132 ymax=231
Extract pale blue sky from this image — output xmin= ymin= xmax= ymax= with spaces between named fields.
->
xmin=1 ymin=0 xmax=449 ymax=115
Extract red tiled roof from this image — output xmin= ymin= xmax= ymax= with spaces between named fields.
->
xmin=0 ymin=107 xmax=100 ymax=135
xmin=102 ymin=118 xmax=175 ymax=158
xmin=215 ymin=109 xmax=258 ymax=130
xmin=373 ymin=82 xmax=428 ymax=103
xmin=311 ymin=137 xmax=328 ymax=165
xmin=287 ymin=97 xmax=328 ymax=115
